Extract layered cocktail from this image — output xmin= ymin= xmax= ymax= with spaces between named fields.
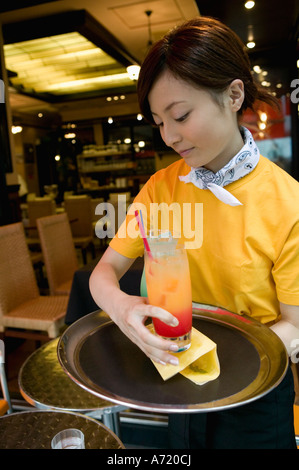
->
xmin=144 ymin=234 xmax=192 ymax=351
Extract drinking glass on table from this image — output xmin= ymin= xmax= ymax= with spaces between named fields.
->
xmin=144 ymin=232 xmax=192 ymax=352
xmin=51 ymin=428 xmax=85 ymax=449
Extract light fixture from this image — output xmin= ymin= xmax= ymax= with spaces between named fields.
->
xmin=260 ymin=112 xmax=267 ymax=122
xmin=38 ymin=112 xmax=43 ymax=118
xmin=55 ymin=154 xmax=61 ymax=161
xmin=253 ymin=65 xmax=262 ymax=74
xmin=137 ymin=113 xmax=143 ymax=121
xmin=64 ymin=132 xmax=76 ymax=139
xmin=145 ymin=10 xmax=153 ymax=47
xmin=11 ymin=125 xmax=23 ymax=134
xmin=258 ymin=122 xmax=266 ymax=130
xmin=108 ymin=117 xmax=113 ymax=124
xmin=246 ymin=41 xmax=255 ymax=49
xmin=245 ymin=1 xmax=255 ymax=9
xmin=126 ymin=65 xmax=141 ymax=81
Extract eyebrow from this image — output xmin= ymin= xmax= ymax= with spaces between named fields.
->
xmin=151 ymin=100 xmax=187 ymax=116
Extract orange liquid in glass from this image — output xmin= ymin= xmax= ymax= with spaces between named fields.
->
xmin=145 ymin=250 xmax=192 ymax=338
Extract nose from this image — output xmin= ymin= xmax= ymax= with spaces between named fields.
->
xmin=161 ymin=123 xmax=182 ymax=148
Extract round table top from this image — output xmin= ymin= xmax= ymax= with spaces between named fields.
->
xmin=18 ymin=337 xmax=124 ymax=413
xmin=0 ymin=410 xmax=124 ymax=449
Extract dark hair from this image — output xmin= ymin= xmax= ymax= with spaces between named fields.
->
xmin=137 ymin=16 xmax=278 ymax=124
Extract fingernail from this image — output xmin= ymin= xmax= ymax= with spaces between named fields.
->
xmin=171 ymin=318 xmax=179 ymax=326
xmin=169 ymin=344 xmax=179 ymax=352
xmin=170 ymin=358 xmax=179 ymax=366
xmin=159 ymin=360 xmax=166 ymax=366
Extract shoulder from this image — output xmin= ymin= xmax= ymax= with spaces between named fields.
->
xmin=260 ymin=155 xmax=299 ymax=196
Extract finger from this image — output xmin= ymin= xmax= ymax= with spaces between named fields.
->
xmin=132 ymin=323 xmax=180 ymax=365
xmin=149 ymin=306 xmax=179 ymax=326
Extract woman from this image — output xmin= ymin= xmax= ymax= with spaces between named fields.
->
xmin=90 ymin=17 xmax=298 ymax=448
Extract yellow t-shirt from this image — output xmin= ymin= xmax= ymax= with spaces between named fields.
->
xmin=110 ymin=155 xmax=299 ymax=324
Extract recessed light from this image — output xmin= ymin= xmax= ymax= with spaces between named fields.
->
xmin=245 ymin=1 xmax=255 ymax=9
xmin=246 ymin=41 xmax=255 ymax=49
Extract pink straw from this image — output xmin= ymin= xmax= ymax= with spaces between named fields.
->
xmin=135 ymin=210 xmax=153 ymax=259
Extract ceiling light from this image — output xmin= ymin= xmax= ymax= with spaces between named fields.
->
xmin=120 ymin=95 xmax=126 ymax=100
xmin=258 ymin=122 xmax=266 ymax=130
xmin=246 ymin=41 xmax=255 ymax=49
xmin=108 ymin=117 xmax=113 ymax=124
xmin=4 ymin=32 xmax=133 ymax=96
xmin=245 ymin=1 xmax=255 ymax=9
xmin=253 ymin=65 xmax=262 ymax=74
xmin=126 ymin=65 xmax=140 ymax=81
xmin=11 ymin=125 xmax=23 ymax=134
xmin=137 ymin=114 xmax=143 ymax=121
xmin=276 ymin=83 xmax=283 ymax=89
xmin=64 ymin=132 xmax=76 ymax=139
xmin=106 ymin=97 xmax=112 ymax=101
xmin=38 ymin=112 xmax=43 ymax=118
xmin=55 ymin=154 xmax=61 ymax=161
xmin=260 ymin=112 xmax=267 ymax=122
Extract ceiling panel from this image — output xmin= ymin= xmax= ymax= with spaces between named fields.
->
xmin=4 ymin=32 xmax=132 ymax=96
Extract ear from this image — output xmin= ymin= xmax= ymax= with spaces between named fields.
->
xmin=228 ymin=79 xmax=244 ymax=112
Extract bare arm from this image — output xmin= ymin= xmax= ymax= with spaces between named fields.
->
xmin=270 ymin=302 xmax=299 ymax=358
xmin=89 ymin=246 xmax=180 ymax=365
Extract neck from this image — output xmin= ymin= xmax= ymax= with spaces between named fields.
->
xmin=203 ymin=128 xmax=244 ymax=173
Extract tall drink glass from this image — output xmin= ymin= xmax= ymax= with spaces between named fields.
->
xmin=144 ymin=234 xmax=192 ymax=352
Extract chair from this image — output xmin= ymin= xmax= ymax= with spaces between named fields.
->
xmin=37 ymin=213 xmax=78 ymax=296
xmin=0 ymin=347 xmax=13 ymax=415
xmin=64 ymin=195 xmax=95 ymax=264
xmin=0 ymin=222 xmax=68 ymax=341
xmin=26 ymin=197 xmax=56 ymax=246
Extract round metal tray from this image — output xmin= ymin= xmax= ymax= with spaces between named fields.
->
xmin=57 ymin=305 xmax=288 ymax=413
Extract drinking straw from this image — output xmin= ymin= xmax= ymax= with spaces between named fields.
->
xmin=135 ymin=210 xmax=153 ymax=259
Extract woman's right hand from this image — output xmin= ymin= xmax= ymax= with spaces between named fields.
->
xmin=110 ymin=294 xmax=180 ymax=365
xmin=89 ymin=246 xmax=180 ymax=365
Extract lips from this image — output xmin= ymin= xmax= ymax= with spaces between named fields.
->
xmin=178 ymin=148 xmax=194 ymax=158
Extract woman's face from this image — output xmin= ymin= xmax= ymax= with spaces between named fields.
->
xmin=148 ymin=70 xmax=244 ymax=172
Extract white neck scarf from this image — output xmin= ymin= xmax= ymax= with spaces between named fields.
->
xmin=179 ymin=127 xmax=260 ymax=206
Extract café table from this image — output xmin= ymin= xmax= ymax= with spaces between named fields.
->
xmin=18 ymin=336 xmax=126 ymax=436
xmin=65 ymin=254 xmax=144 ymax=324
xmin=0 ymin=410 xmax=124 ymax=449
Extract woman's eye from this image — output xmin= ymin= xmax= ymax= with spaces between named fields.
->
xmin=176 ymin=113 xmax=189 ymax=122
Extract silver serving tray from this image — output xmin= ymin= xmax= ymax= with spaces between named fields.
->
xmin=57 ymin=305 xmax=288 ymax=413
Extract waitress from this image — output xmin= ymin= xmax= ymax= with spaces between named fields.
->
xmin=90 ymin=17 xmax=298 ymax=448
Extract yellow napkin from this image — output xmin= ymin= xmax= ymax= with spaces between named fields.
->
xmin=149 ymin=325 xmax=220 ymax=385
